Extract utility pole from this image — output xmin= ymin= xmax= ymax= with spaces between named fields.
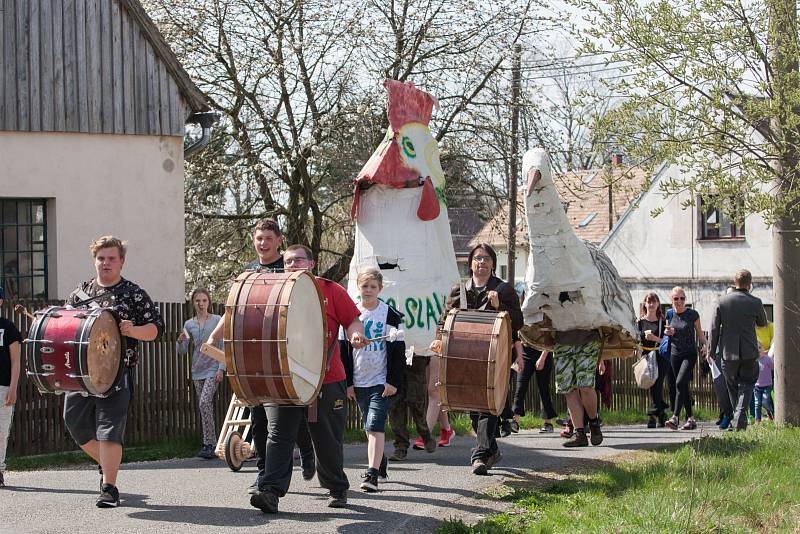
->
xmin=507 ymin=44 xmax=521 ymax=284
xmin=768 ymin=0 xmax=800 ymax=425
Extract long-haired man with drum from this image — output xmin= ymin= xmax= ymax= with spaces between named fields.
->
xmin=63 ymin=236 xmax=164 ymax=507
xmin=249 ymin=244 xmax=367 ymax=513
xmin=429 ymin=243 xmax=523 ymax=476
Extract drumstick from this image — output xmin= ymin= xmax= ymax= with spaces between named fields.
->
xmin=14 ymin=304 xmax=35 ymax=321
xmin=200 ymin=343 xmax=226 ymax=364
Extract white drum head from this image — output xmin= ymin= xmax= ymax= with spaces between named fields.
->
xmin=285 ymin=272 xmax=326 ymax=403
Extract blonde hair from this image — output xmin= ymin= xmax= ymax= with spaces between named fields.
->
xmin=671 ymin=286 xmax=685 ymax=296
xmin=89 ymin=235 xmax=127 ymax=258
xmin=357 ymin=267 xmax=383 ymax=288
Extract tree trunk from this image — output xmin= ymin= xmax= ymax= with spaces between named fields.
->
xmin=768 ymin=0 xmax=800 ymax=425
xmin=773 ymin=213 xmax=800 ymax=425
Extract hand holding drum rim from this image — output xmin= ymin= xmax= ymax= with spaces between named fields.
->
xmin=119 ymin=319 xmax=134 ymax=336
xmin=429 ymin=338 xmax=443 ymax=354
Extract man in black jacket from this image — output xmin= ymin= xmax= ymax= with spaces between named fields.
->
xmin=709 ymin=269 xmax=768 ymax=431
xmin=430 ymin=243 xmax=523 ymax=475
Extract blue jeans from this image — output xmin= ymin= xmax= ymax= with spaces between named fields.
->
xmin=753 ymin=385 xmax=774 ymax=421
xmin=355 ymin=384 xmax=389 ymax=432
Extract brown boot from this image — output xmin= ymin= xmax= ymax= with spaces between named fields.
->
xmin=562 ymin=429 xmax=589 ymax=447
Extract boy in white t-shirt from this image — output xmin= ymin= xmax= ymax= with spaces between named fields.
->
xmin=343 ymin=268 xmax=406 ymax=492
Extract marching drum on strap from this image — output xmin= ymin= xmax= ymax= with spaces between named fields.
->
xmin=224 ymin=270 xmax=327 ymax=406
xmin=437 ymin=309 xmax=512 ymax=416
xmin=26 ymin=307 xmax=124 ymax=397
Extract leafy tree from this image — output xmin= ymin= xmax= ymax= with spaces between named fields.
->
xmin=573 ymin=0 xmax=800 ymax=423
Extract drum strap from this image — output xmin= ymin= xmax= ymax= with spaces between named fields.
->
xmin=72 ymin=287 xmax=101 ymax=309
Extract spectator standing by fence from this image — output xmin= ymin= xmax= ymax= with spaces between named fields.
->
xmin=177 ymin=288 xmax=224 ymax=459
xmin=0 ymin=287 xmax=22 ymax=488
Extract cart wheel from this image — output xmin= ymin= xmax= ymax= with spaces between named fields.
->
xmin=224 ymin=431 xmax=248 ymax=472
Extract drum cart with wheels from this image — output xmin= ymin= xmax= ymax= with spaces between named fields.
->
xmin=215 ymin=393 xmax=256 ymax=471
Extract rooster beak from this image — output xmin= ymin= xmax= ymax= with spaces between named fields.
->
xmin=526 ymin=168 xmax=542 ymax=197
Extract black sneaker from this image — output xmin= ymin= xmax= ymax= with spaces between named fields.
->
xmin=563 ymin=429 xmax=589 ymax=447
xmin=360 ymin=471 xmax=379 ymax=492
xmin=199 ymin=444 xmax=217 ymax=459
xmin=378 ymin=455 xmax=388 ymax=480
xmin=510 ymin=420 xmax=520 ymax=433
xmin=389 ymin=449 xmax=407 ymax=461
xmin=647 ymin=416 xmax=657 ymax=429
xmin=588 ymin=419 xmax=603 ymax=446
xmin=96 ymin=484 xmax=120 ymax=508
xmin=539 ymin=423 xmax=554 ymax=433
xmin=328 ymin=490 xmax=348 ymax=508
xmin=250 ymin=490 xmax=279 ymax=513
xmin=301 ymin=459 xmax=316 ymax=481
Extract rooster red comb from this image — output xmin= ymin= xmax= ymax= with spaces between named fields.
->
xmin=384 ymin=80 xmax=437 ymax=131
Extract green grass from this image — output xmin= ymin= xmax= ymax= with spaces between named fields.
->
xmin=437 ymin=424 xmax=800 ymax=533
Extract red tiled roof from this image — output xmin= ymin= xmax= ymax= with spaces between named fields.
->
xmin=471 ymin=165 xmax=649 ymax=247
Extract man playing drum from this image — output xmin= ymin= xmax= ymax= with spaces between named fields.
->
xmin=63 ymin=236 xmax=164 ymax=507
xmin=249 ymin=244 xmax=367 ymax=513
xmin=207 ymin=218 xmax=317 ymax=492
xmin=430 ymin=243 xmax=523 ymax=476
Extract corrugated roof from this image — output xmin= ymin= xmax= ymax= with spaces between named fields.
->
xmin=471 ymin=164 xmax=650 ymax=248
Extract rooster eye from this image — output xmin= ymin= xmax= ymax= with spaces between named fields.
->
xmin=401 ymin=136 xmax=416 ymax=158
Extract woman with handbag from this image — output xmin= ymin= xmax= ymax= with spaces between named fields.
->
xmin=638 ymin=293 xmax=674 ymax=428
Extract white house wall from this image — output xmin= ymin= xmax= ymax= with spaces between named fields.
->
xmin=602 ymin=164 xmax=773 ymax=326
xmin=0 ymin=131 xmax=185 ymax=302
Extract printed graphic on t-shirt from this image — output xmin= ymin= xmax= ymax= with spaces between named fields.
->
xmin=353 ymin=302 xmax=389 ymax=388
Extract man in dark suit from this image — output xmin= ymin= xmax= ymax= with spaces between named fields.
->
xmin=709 ymin=269 xmax=768 ymax=430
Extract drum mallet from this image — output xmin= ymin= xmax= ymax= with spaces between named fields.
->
xmin=14 ymin=304 xmax=35 ymax=321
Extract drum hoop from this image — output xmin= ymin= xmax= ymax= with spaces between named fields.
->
xmin=486 ymin=314 xmax=501 ymax=414
xmin=437 ymin=309 xmax=459 ymax=412
xmin=225 ymin=272 xmax=252 ymax=402
xmin=283 ymin=270 xmax=327 ymax=405
xmin=79 ymin=308 xmax=124 ymax=397
xmin=260 ymin=272 xmax=285 ymax=401
xmin=276 ymin=271 xmax=301 ymax=403
xmin=28 ymin=306 xmax=58 ymax=393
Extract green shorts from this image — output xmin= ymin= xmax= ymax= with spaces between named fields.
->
xmin=554 ymin=341 xmax=601 ymax=394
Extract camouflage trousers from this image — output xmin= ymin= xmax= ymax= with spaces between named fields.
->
xmin=554 ymin=341 xmax=601 ymax=394
xmin=388 ymin=355 xmax=433 ymax=451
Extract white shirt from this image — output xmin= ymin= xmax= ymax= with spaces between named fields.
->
xmin=352 ymin=301 xmax=390 ymax=387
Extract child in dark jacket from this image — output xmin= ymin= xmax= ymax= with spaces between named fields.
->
xmin=343 ymin=268 xmax=405 ymax=492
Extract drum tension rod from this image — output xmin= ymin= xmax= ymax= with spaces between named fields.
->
xmin=437 ymin=355 xmax=497 ymax=362
xmin=35 ymin=312 xmax=62 ymax=318
xmin=23 ymin=338 xmax=53 ymax=344
xmin=224 ymin=339 xmax=288 ymax=343
xmin=63 ymin=341 xmax=91 ymax=345
xmin=26 ymin=371 xmax=55 ymax=377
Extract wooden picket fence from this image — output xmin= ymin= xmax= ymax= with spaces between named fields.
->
xmin=2 ymin=300 xmax=717 ymax=458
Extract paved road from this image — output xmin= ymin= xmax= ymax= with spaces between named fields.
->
xmin=0 ymin=423 xmax=718 ymax=534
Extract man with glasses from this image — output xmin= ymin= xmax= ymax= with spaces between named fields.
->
xmin=430 ymin=243 xmax=523 ymax=475
xmin=250 ymin=244 xmax=367 ymax=513
xmin=709 ymin=270 xmax=767 ymax=431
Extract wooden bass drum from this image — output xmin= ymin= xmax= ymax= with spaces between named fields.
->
xmin=437 ymin=309 xmax=511 ymax=416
